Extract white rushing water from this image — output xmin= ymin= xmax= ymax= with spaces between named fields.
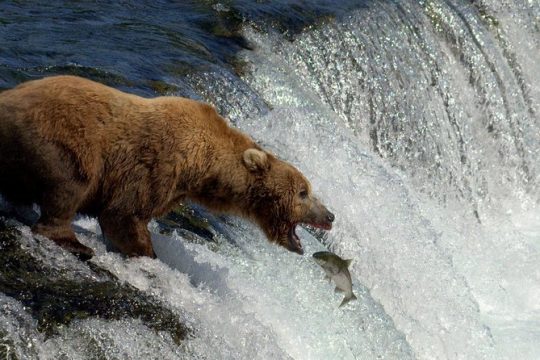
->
xmin=190 ymin=0 xmax=540 ymax=358
xmin=1 ymin=1 xmax=539 ymax=359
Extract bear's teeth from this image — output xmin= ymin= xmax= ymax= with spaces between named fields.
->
xmin=288 ymin=224 xmax=303 ymax=253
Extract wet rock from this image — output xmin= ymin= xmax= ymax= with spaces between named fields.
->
xmin=156 ymin=204 xmax=236 ymax=247
xmin=157 ymin=204 xmax=215 ymax=242
xmin=0 ymin=329 xmax=19 ymax=360
xmin=147 ymin=79 xmax=180 ymax=95
xmin=0 ymin=218 xmax=189 ymax=344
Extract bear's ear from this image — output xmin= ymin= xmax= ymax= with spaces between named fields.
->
xmin=243 ymin=148 xmax=270 ymax=172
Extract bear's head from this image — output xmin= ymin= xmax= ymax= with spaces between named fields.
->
xmin=243 ymin=148 xmax=334 ymax=255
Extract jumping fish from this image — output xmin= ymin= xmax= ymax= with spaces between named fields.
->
xmin=313 ymin=251 xmax=357 ymax=307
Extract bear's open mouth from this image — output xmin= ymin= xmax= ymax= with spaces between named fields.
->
xmin=288 ymin=224 xmax=303 ymax=255
xmin=287 ymin=221 xmax=333 ymax=255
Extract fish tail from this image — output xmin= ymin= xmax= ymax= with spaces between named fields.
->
xmin=339 ymin=292 xmax=358 ymax=307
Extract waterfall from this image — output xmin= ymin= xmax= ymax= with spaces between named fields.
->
xmin=1 ymin=1 xmax=538 ymax=359
xmin=189 ymin=0 xmax=540 ymax=358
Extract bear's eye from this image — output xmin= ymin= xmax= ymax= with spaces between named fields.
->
xmin=299 ymin=189 xmax=308 ymax=199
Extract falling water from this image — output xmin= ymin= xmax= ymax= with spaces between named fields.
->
xmin=1 ymin=1 xmax=539 ymax=359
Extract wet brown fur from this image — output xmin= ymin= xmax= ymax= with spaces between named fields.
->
xmin=0 ymin=75 xmax=333 ymax=258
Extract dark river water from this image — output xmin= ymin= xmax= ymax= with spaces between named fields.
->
xmin=0 ymin=1 xmax=361 ymax=95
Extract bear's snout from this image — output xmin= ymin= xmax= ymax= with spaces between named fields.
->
xmin=303 ymin=197 xmax=334 ymax=231
xmin=326 ymin=210 xmax=335 ymax=223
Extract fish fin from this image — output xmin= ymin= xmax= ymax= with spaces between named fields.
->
xmin=339 ymin=292 xmax=358 ymax=307
xmin=335 ymin=287 xmax=344 ymax=293
xmin=345 ymin=259 xmax=353 ymax=267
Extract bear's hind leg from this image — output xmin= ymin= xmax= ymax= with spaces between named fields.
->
xmin=99 ymin=213 xmax=156 ymax=258
xmin=33 ymin=182 xmax=95 ymax=260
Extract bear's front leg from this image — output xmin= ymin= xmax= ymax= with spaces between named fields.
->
xmin=99 ymin=212 xmax=156 ymax=258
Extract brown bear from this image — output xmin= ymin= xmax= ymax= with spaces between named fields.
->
xmin=0 ymin=75 xmax=334 ymax=260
